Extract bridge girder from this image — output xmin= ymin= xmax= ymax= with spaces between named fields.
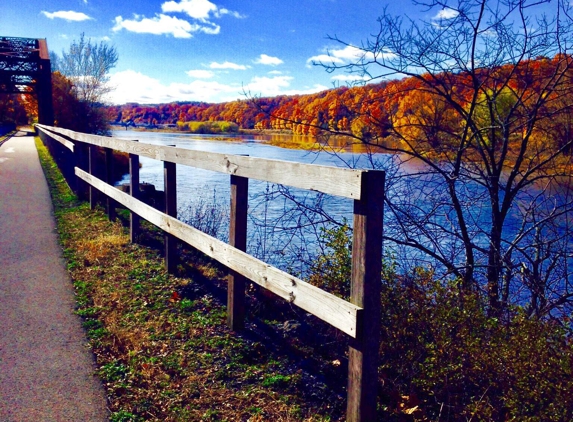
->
xmin=0 ymin=36 xmax=53 ymax=124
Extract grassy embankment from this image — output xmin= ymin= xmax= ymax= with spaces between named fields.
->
xmin=34 ymin=137 xmax=348 ymax=422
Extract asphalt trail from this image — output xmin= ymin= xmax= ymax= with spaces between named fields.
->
xmin=0 ymin=132 xmax=108 ymax=421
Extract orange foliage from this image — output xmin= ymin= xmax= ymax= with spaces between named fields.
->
xmin=105 ymin=55 xmax=573 ymax=159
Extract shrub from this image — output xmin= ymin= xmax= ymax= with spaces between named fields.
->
xmin=379 ymin=274 xmax=573 ymax=421
xmin=307 ymin=226 xmax=573 ymax=421
xmin=177 ymin=120 xmax=239 ymax=134
xmin=178 ymin=192 xmax=229 ymax=240
xmin=307 ymin=223 xmax=352 ymax=298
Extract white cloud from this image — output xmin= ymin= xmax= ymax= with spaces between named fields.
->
xmin=307 ymin=45 xmax=393 ymax=67
xmin=307 ymin=45 xmax=372 ymax=66
xmin=161 ymin=0 xmax=244 ymax=20
xmin=218 ymin=8 xmax=246 ymax=19
xmin=331 ymin=74 xmax=370 ymax=82
xmin=186 ymin=69 xmax=215 ymax=78
xmin=243 ymin=76 xmax=327 ymax=97
xmin=199 ymin=24 xmax=221 ymax=34
xmin=284 ymin=84 xmax=329 ymax=96
xmin=41 ymin=10 xmax=93 ymax=21
xmin=106 ymin=70 xmax=327 ymax=104
xmin=113 ymin=14 xmax=219 ymax=38
xmin=331 ymin=46 xmax=371 ymax=61
xmin=209 ymin=61 xmax=248 ymax=70
xmin=161 ymin=0 xmax=216 ymax=21
xmin=254 ymin=54 xmax=283 ymax=66
xmin=268 ymin=70 xmax=282 ymax=75
xmin=106 ymin=70 xmax=241 ymax=103
xmin=243 ymin=75 xmax=292 ymax=95
xmin=307 ymin=54 xmax=345 ymax=65
xmin=89 ymin=35 xmax=112 ymax=42
xmin=113 ymin=0 xmax=238 ymax=39
xmin=433 ymin=8 xmax=459 ymax=20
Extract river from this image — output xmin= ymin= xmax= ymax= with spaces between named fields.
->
xmin=111 ymin=130 xmax=572 ymax=292
xmin=112 ymin=130 xmax=385 ymax=275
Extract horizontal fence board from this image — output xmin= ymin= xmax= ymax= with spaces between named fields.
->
xmin=36 ymin=125 xmax=75 ymax=151
xmin=38 ymin=124 xmax=364 ymax=199
xmin=76 ymin=167 xmax=361 ymax=337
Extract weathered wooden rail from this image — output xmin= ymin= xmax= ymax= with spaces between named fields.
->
xmin=36 ymin=124 xmax=385 ymax=421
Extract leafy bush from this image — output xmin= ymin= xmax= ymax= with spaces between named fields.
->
xmin=379 ymin=272 xmax=573 ymax=420
xmin=178 ymin=192 xmax=229 ymax=240
xmin=177 ymin=120 xmax=239 ymax=134
xmin=308 ymin=223 xmax=352 ymax=298
xmin=308 ymin=226 xmax=573 ymax=421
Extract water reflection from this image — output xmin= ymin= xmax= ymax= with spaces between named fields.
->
xmin=112 ymin=130 xmax=377 ymax=274
xmin=112 ymin=130 xmax=572 ymax=290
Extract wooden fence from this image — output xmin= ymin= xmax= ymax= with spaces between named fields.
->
xmin=36 ymin=124 xmax=385 ymax=421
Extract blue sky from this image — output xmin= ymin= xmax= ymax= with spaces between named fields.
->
xmin=0 ymin=0 xmax=559 ymax=104
xmin=1 ymin=0 xmax=427 ymax=104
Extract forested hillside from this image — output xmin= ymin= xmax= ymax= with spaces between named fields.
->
xmin=105 ymin=83 xmax=383 ymax=136
xmin=107 ymin=55 xmax=573 ymax=156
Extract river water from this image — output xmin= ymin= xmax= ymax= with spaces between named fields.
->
xmin=112 ymin=130 xmax=384 ymax=274
xmin=112 ymin=130 xmax=572 ymax=292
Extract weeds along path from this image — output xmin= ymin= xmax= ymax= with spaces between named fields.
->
xmin=32 ymin=133 xmax=348 ymax=420
xmin=0 ymin=133 xmax=108 ymax=421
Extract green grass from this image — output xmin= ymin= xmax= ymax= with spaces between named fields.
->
xmin=34 ymin=136 xmax=347 ymax=421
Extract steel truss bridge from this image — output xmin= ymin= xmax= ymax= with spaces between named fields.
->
xmin=0 ymin=36 xmax=54 ymax=125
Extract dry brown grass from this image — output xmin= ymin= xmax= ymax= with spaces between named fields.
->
xmin=36 ymin=136 xmax=349 ymax=421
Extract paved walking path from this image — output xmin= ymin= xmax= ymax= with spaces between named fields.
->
xmin=0 ymin=131 xmax=108 ymax=421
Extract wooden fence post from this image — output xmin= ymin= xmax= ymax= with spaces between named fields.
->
xmin=75 ymin=142 xmax=89 ymax=201
xmin=129 ymin=144 xmax=140 ymax=243
xmin=88 ymin=145 xmax=96 ymax=210
xmin=105 ymin=147 xmax=117 ymax=221
xmin=66 ymin=137 xmax=78 ymax=195
xmin=164 ymin=156 xmax=178 ymax=273
xmin=347 ymin=170 xmax=385 ymax=422
xmin=227 ymin=174 xmax=248 ymax=331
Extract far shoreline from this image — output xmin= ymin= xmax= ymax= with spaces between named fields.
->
xmin=110 ymin=124 xmax=300 ymax=137
xmin=110 ymin=125 xmax=385 ymax=154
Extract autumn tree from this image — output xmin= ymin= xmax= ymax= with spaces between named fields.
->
xmin=314 ymin=0 xmax=573 ymax=318
xmin=52 ymin=33 xmax=117 ymax=104
xmin=52 ymin=34 xmax=118 ymax=134
xmin=0 ymin=94 xmax=28 ymax=128
xmin=50 ymin=71 xmax=107 ymax=134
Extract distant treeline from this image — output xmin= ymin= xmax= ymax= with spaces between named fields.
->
xmin=114 ymin=119 xmax=239 ymax=134
xmin=106 ymin=55 xmax=573 ymax=154
xmin=105 ymin=84 xmax=385 ymax=136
